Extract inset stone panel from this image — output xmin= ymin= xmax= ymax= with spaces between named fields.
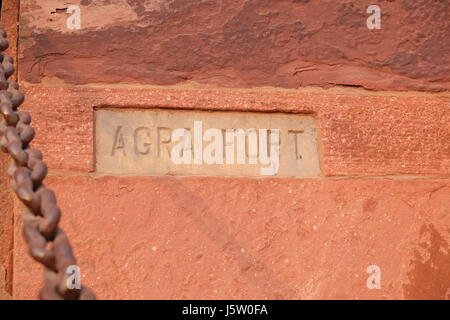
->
xmin=95 ymin=108 xmax=321 ymax=177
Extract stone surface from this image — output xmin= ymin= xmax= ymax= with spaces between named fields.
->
xmin=13 ymin=176 xmax=450 ymax=299
xmin=4 ymin=0 xmax=450 ymax=301
xmin=0 ymin=154 xmax=13 ymax=300
xmin=19 ymin=0 xmax=450 ymax=91
xmin=21 ymin=86 xmax=450 ymax=176
xmin=96 ymin=108 xmax=320 ymax=177
xmin=0 ymin=0 xmax=20 ymax=299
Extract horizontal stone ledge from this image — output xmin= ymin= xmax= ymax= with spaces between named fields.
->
xmin=21 ymin=86 xmax=449 ymax=176
xmin=19 ymin=0 xmax=450 ymax=92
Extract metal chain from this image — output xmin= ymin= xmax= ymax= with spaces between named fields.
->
xmin=0 ymin=29 xmax=95 ymax=300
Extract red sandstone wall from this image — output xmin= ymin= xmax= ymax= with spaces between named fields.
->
xmin=0 ymin=0 xmax=19 ymax=300
xmin=4 ymin=0 xmax=450 ymax=299
xmin=19 ymin=0 xmax=450 ymax=91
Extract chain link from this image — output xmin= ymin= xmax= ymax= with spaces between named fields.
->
xmin=0 ymin=29 xmax=95 ymax=300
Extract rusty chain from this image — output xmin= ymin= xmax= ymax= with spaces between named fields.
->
xmin=0 ymin=29 xmax=95 ymax=300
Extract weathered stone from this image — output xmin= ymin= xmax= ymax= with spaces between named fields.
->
xmin=0 ymin=155 xmax=13 ymax=300
xmin=96 ymin=108 xmax=320 ymax=177
xmin=0 ymin=0 xmax=20 ymax=299
xmin=19 ymin=0 xmax=450 ymax=91
xmin=21 ymin=86 xmax=450 ymax=176
xmin=13 ymin=176 xmax=450 ymax=299
xmin=6 ymin=0 xmax=450 ymax=301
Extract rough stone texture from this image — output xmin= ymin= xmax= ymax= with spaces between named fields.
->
xmin=18 ymin=0 xmax=450 ymax=92
xmin=21 ymin=86 xmax=450 ymax=176
xmin=95 ymin=109 xmax=320 ymax=177
xmin=0 ymin=156 xmax=12 ymax=287
xmin=13 ymin=176 xmax=450 ymax=299
xmin=0 ymin=154 xmax=13 ymax=300
xmin=5 ymin=0 xmax=450 ymax=301
xmin=0 ymin=0 xmax=19 ymax=299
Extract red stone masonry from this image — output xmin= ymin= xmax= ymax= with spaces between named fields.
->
xmin=4 ymin=0 xmax=450 ymax=300
xmin=0 ymin=0 xmax=20 ymax=299
xmin=19 ymin=0 xmax=450 ymax=92
xmin=13 ymin=176 xmax=450 ymax=299
xmin=22 ymin=86 xmax=450 ymax=176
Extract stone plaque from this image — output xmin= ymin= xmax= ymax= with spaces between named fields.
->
xmin=95 ymin=108 xmax=320 ymax=177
